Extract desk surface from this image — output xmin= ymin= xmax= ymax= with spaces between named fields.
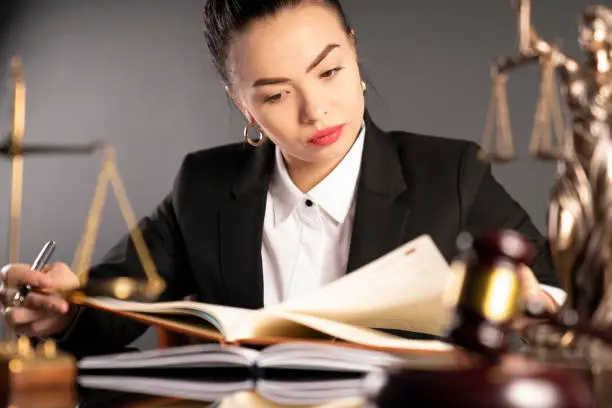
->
xmin=3 ymin=345 xmax=598 ymax=408
xmin=80 ymin=389 xmax=366 ymax=408
xmin=8 ymin=386 xmax=368 ymax=408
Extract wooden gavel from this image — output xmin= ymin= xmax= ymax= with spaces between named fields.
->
xmin=447 ymin=229 xmax=534 ymax=360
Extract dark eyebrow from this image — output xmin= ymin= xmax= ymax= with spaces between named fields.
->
xmin=252 ymin=43 xmax=341 ymax=88
xmin=306 ymin=43 xmax=340 ymax=73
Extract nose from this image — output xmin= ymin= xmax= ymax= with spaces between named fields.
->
xmin=298 ymin=88 xmax=327 ymax=125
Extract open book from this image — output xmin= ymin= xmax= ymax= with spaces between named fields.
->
xmin=77 ymin=342 xmax=416 ymax=406
xmin=77 ymin=341 xmax=426 ymax=373
xmin=77 ymin=235 xmax=462 ymax=352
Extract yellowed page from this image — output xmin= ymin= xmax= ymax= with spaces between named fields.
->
xmin=267 ymin=235 xmax=457 ymax=336
xmin=81 ymin=296 xmax=255 ymax=337
xmin=229 ymin=309 xmax=454 ymax=352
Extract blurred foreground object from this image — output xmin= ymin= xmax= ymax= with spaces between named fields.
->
xmin=366 ymin=231 xmax=593 ymax=408
xmin=447 ymin=230 xmax=530 ymax=361
xmin=0 ymin=336 xmax=76 ymax=407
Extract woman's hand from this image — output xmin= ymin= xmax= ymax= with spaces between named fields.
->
xmin=1 ymin=262 xmax=81 ymax=338
xmin=511 ymin=263 xmax=561 ymax=332
xmin=517 ymin=264 xmax=559 ymax=312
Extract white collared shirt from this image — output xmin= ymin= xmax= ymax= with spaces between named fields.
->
xmin=260 ymin=124 xmax=567 ymax=307
xmin=261 ymin=124 xmax=365 ymax=306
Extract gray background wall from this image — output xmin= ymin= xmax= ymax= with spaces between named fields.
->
xmin=0 ymin=0 xmax=592 ymax=347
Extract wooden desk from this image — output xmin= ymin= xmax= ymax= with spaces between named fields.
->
xmin=4 ymin=355 xmax=601 ymax=408
xmin=9 ymin=387 xmax=366 ymax=408
xmin=0 ymin=337 xmax=599 ymax=408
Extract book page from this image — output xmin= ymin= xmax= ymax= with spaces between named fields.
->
xmin=257 ymin=342 xmax=406 ymax=372
xmin=268 ymin=235 xmax=457 ymax=336
xmin=237 ymin=309 xmax=454 ymax=352
xmin=81 ymin=296 xmax=255 ymax=338
xmin=78 ymin=343 xmax=260 ymax=370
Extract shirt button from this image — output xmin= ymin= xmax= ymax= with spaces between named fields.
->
xmin=305 ymin=199 xmax=313 ymax=207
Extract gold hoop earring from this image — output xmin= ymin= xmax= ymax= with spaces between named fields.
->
xmin=244 ymin=122 xmax=265 ymax=147
xmin=361 ymin=80 xmax=367 ymax=94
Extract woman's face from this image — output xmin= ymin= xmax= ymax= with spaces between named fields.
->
xmin=227 ymin=2 xmax=365 ymax=167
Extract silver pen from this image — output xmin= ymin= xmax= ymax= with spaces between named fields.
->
xmin=12 ymin=240 xmax=56 ymax=305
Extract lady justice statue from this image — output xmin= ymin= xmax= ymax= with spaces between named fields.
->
xmin=480 ymin=1 xmax=612 ymax=331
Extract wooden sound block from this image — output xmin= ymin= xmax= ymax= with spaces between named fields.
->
xmin=0 ymin=337 xmax=76 ymax=406
xmin=533 ymin=341 xmax=612 ymax=408
xmin=368 ymin=353 xmax=594 ymax=408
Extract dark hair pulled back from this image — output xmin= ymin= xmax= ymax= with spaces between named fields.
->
xmin=203 ymin=0 xmax=352 ymax=85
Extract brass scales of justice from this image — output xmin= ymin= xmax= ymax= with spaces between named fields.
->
xmin=2 ymin=57 xmax=167 ymax=340
xmin=0 ymin=56 xmax=169 ymax=401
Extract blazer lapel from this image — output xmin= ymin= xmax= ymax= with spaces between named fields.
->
xmin=346 ymin=114 xmax=412 ymax=273
xmin=218 ymin=142 xmax=275 ymax=310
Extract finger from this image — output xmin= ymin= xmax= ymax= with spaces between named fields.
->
xmin=22 ymin=292 xmax=69 ymax=314
xmin=30 ymin=317 xmax=66 ymax=337
xmin=10 ymin=323 xmax=33 ymax=337
xmin=2 ymin=287 xmax=28 ymax=309
xmin=4 ymin=264 xmax=53 ymax=288
xmin=517 ymin=264 xmax=560 ymax=313
xmin=517 ymin=264 xmax=541 ymax=298
xmin=1 ymin=287 xmax=19 ymax=309
xmin=12 ymin=321 xmax=48 ymax=338
xmin=2 ymin=287 xmax=12 ymax=308
xmin=11 ymin=320 xmax=41 ymax=337
xmin=14 ymin=317 xmax=61 ymax=338
xmin=44 ymin=262 xmax=81 ymax=291
xmin=5 ymin=306 xmax=49 ymax=327
xmin=41 ymin=263 xmax=54 ymax=273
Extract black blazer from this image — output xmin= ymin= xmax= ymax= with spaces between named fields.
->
xmin=56 ymin=112 xmax=562 ymax=357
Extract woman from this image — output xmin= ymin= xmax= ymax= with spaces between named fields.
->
xmin=2 ymin=0 xmax=564 ymax=357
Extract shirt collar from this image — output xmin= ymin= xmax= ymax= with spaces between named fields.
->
xmin=269 ymin=122 xmax=366 ymax=226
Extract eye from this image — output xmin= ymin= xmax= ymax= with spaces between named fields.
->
xmin=263 ymin=92 xmax=285 ymax=104
xmin=320 ymin=67 xmax=344 ymax=79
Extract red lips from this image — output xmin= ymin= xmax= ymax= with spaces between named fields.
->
xmin=308 ymin=124 xmax=345 ymax=146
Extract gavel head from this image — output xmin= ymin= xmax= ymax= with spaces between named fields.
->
xmin=447 ymin=229 xmax=535 ymax=360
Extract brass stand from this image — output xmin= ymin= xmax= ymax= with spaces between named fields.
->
xmin=5 ymin=57 xmax=25 ymax=341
